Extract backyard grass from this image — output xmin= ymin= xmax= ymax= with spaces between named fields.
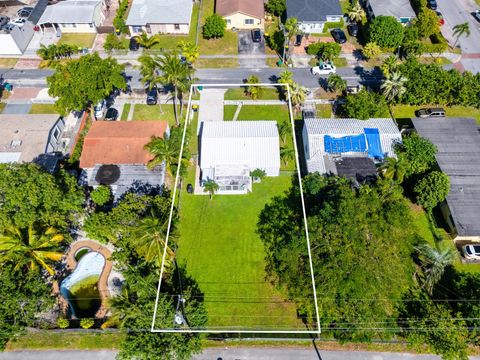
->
xmin=6 ymin=331 xmax=124 ymax=350
xmin=176 ymin=174 xmax=305 ymax=330
xmin=58 ymin=33 xmax=96 ymax=48
xmin=224 ymin=87 xmax=280 ymax=100
xmin=392 ymin=105 xmax=480 ymax=123
xmin=195 ymin=58 xmax=238 ymax=68
xmin=133 ymin=104 xmax=187 ymax=126
xmin=0 ymin=58 xmax=18 ymax=68
xmin=29 ymin=103 xmax=58 ymax=114
xmin=120 ymin=103 xmax=130 ymax=120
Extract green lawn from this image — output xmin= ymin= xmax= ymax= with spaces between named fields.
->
xmin=224 ymin=87 xmax=280 ymax=100
xmin=58 ymin=33 xmax=96 ymax=48
xmin=195 ymin=58 xmax=238 ymax=68
xmin=176 ymin=175 xmax=304 ymax=330
xmin=333 ymin=57 xmax=348 ymax=68
xmin=132 ymin=104 xmax=187 ymax=126
xmin=120 ymin=103 xmax=130 ymax=120
xmin=29 ymin=103 xmax=58 ymax=114
xmin=316 ymin=104 xmax=333 ymax=118
xmin=0 ymin=58 xmax=18 ymax=68
xmin=392 ymin=105 xmax=480 ymax=123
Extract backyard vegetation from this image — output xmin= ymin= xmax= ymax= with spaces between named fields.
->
xmin=58 ymin=33 xmax=96 ymax=48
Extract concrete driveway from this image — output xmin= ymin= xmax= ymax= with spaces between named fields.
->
xmin=238 ymin=30 xmax=266 ymax=68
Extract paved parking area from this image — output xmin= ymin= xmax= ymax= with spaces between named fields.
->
xmin=238 ymin=30 xmax=266 ymax=68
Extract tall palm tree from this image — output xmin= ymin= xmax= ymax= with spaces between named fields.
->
xmin=348 ymin=2 xmax=365 ymax=23
xmin=136 ymin=33 xmax=160 ymax=49
xmin=379 ymin=157 xmax=407 ymax=184
xmin=203 ymin=180 xmax=219 ymax=200
xmin=416 ymin=244 xmax=456 ymax=295
xmin=0 ymin=225 xmax=65 ymax=275
xmin=278 ymin=70 xmax=293 ymax=86
xmin=288 ymin=81 xmax=307 ymax=113
xmin=452 ymin=22 xmax=470 ymax=47
xmin=327 ymin=74 xmax=347 ymax=93
xmin=245 ymin=75 xmax=260 ymax=99
xmin=277 ymin=121 xmax=291 ymax=144
xmin=157 ymin=52 xmax=194 ymax=126
xmin=178 ymin=41 xmax=200 ymax=65
xmin=280 ymin=145 xmax=295 ymax=165
xmin=381 ymin=71 xmax=407 ymax=103
xmin=144 ymin=132 xmax=181 ymax=176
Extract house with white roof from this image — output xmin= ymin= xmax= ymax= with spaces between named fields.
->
xmin=126 ymin=0 xmax=193 ymax=35
xmin=302 ymin=117 xmax=401 ymax=176
xmin=362 ymin=0 xmax=415 ymax=24
xmin=200 ymin=121 xmax=280 ymax=194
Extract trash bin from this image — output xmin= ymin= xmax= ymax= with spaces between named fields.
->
xmin=198 ymin=85 xmax=203 ymax=91
xmin=277 ymin=60 xmax=283 ymax=67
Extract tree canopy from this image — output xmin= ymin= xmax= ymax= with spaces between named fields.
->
xmin=203 ymin=14 xmax=226 ymax=39
xmin=265 ymin=0 xmax=286 ymax=17
xmin=395 ymin=133 xmax=437 ymax=177
xmin=341 ymin=89 xmax=389 ymax=119
xmin=368 ymin=16 xmax=404 ymax=48
xmin=414 ymin=171 xmax=450 ymax=211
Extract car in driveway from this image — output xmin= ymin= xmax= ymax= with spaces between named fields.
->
xmin=295 ymin=33 xmax=303 ymax=46
xmin=129 ymin=36 xmax=140 ymax=51
xmin=94 ymin=100 xmax=107 ymax=119
xmin=146 ymin=88 xmax=158 ymax=105
xmin=251 ymin=28 xmax=262 ymax=43
xmin=472 ymin=10 xmax=480 ymax=23
xmin=104 ymin=108 xmax=119 ymax=121
xmin=311 ymin=63 xmax=337 ymax=75
xmin=17 ymin=7 xmax=33 ymax=18
xmin=331 ymin=28 xmax=347 ymax=44
xmin=416 ymin=107 xmax=446 ymax=118
xmin=463 ymin=244 xmax=480 ymax=259
xmin=428 ymin=0 xmax=437 ymax=10
xmin=0 ymin=16 xmax=10 ymax=29
xmin=347 ymin=23 xmax=358 ymax=36
xmin=436 ymin=11 xmax=445 ymax=26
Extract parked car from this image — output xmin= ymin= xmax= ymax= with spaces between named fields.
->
xmin=2 ymin=23 xmax=15 ymax=33
xmin=463 ymin=244 xmax=480 ymax=259
xmin=472 ymin=10 xmax=480 ymax=23
xmin=186 ymin=184 xmax=194 ymax=193
xmin=311 ymin=63 xmax=337 ymax=75
xmin=146 ymin=88 xmax=158 ymax=105
xmin=0 ymin=16 xmax=10 ymax=29
xmin=94 ymin=100 xmax=106 ymax=119
xmin=10 ymin=18 xmax=26 ymax=27
xmin=428 ymin=0 xmax=437 ymax=10
xmin=295 ymin=33 xmax=303 ymax=46
xmin=251 ymin=28 xmax=262 ymax=43
xmin=331 ymin=28 xmax=347 ymax=44
xmin=17 ymin=7 xmax=33 ymax=18
xmin=129 ymin=36 xmax=140 ymax=51
xmin=104 ymin=108 xmax=118 ymax=121
xmin=436 ymin=11 xmax=445 ymax=25
xmin=347 ymin=23 xmax=358 ymax=36
xmin=416 ymin=107 xmax=446 ymax=118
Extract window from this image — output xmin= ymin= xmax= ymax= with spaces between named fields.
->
xmin=226 ymin=19 xmax=231 ymax=25
xmin=132 ymin=26 xmax=142 ymax=33
xmin=89 ymin=23 xmax=94 ymax=28
xmin=146 ymin=24 xmax=151 ymax=33
xmin=244 ymin=18 xmax=254 ymax=25
xmin=174 ymin=24 xmax=180 ymax=30
xmin=72 ymin=23 xmax=76 ymax=28
xmin=53 ymin=128 xmax=60 ymax=140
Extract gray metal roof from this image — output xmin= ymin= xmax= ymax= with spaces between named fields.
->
xmin=412 ymin=117 xmax=480 ymax=237
xmin=367 ymin=0 xmax=415 ymax=19
xmin=305 ymin=118 xmax=400 ymax=135
xmin=126 ymin=0 xmax=193 ymax=26
xmin=286 ymin=0 xmax=342 ymax=22
xmin=38 ymin=0 xmax=101 ymax=24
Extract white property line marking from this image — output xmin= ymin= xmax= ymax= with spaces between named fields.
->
xmin=151 ymin=83 xmax=321 ymax=334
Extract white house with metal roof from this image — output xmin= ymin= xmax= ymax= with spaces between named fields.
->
xmin=302 ymin=118 xmax=401 ymax=174
xmin=126 ymin=0 xmax=193 ymax=35
xmin=200 ymin=121 xmax=280 ymax=194
xmin=362 ymin=0 xmax=415 ymax=24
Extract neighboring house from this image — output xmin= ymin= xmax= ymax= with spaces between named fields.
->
xmin=79 ymin=121 xmax=169 ymax=198
xmin=38 ymin=0 xmax=105 ymax=33
xmin=412 ymin=117 xmax=480 ymax=243
xmin=302 ymin=117 xmax=401 ymax=177
xmin=126 ymin=0 xmax=193 ymax=35
xmin=200 ymin=121 xmax=280 ymax=194
xmin=285 ymin=0 xmax=342 ymax=34
xmin=216 ymin=0 xmax=264 ymax=30
xmin=362 ymin=0 xmax=415 ymax=24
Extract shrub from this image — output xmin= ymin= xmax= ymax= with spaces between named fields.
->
xmin=306 ymin=42 xmax=341 ymax=60
xmin=90 ymin=185 xmax=112 ymax=206
xmin=363 ymin=42 xmax=381 ymax=59
xmin=341 ymin=89 xmax=389 ymax=120
xmin=203 ymin=14 xmax=226 ymax=39
xmin=414 ymin=9 xmax=440 ymax=38
xmin=103 ymin=34 xmax=127 ymax=52
xmin=80 ymin=318 xmax=95 ymax=329
xmin=250 ymin=168 xmax=266 ymax=181
xmin=267 ymin=29 xmax=285 ymax=53
xmin=57 ymin=318 xmax=69 ymax=329
xmin=414 ymin=171 xmax=450 ymax=211
xmin=113 ymin=0 xmax=129 ymax=34
xmin=368 ymin=16 xmax=404 ymax=48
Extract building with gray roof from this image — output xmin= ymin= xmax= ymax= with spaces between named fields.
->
xmin=363 ymin=0 xmax=415 ymax=24
xmin=286 ymin=0 xmax=342 ymax=34
xmin=412 ymin=117 xmax=480 ymax=242
xmin=126 ymin=0 xmax=193 ymax=35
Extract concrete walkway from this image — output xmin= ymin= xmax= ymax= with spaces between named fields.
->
xmin=197 ymin=88 xmax=226 ymax=133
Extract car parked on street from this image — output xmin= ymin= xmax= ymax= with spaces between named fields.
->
xmin=251 ymin=28 xmax=262 ymax=43
xmin=311 ymin=63 xmax=337 ymax=75
xmin=129 ymin=36 xmax=140 ymax=51
xmin=416 ymin=107 xmax=446 ymax=118
xmin=17 ymin=7 xmax=33 ymax=18
xmin=331 ymin=28 xmax=347 ymax=44
xmin=0 ymin=16 xmax=10 ymax=29
xmin=463 ymin=244 xmax=480 ymax=259
xmin=472 ymin=10 xmax=480 ymax=23
xmin=10 ymin=18 xmax=26 ymax=27
xmin=428 ymin=0 xmax=437 ymax=10
xmin=146 ymin=88 xmax=158 ymax=105
xmin=347 ymin=23 xmax=358 ymax=36
xmin=104 ymin=108 xmax=119 ymax=121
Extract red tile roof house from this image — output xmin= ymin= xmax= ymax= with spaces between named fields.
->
xmin=79 ymin=121 xmax=169 ymax=198
xmin=216 ymin=0 xmax=265 ymax=30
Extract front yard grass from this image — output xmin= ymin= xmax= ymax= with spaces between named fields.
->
xmin=224 ymin=87 xmax=280 ymax=100
xmin=176 ymin=174 xmax=304 ymax=330
xmin=195 ymin=58 xmax=238 ymax=68
xmin=58 ymin=33 xmax=96 ymax=48
xmin=316 ymin=104 xmax=333 ymax=118
xmin=392 ymin=105 xmax=480 ymax=124
xmin=120 ymin=103 xmax=130 ymax=120
xmin=132 ymin=103 xmax=187 ymax=126
xmin=29 ymin=103 xmax=57 ymax=114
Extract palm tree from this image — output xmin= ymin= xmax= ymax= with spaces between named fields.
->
xmin=136 ymin=33 xmax=160 ymax=49
xmin=381 ymin=71 xmax=407 ymax=103
xmin=277 ymin=121 xmax=291 ymax=144
xmin=379 ymin=157 xmax=407 ymax=184
xmin=348 ymin=2 xmax=365 ymax=23
xmin=278 ymin=70 xmax=293 ymax=86
xmin=415 ymin=244 xmax=456 ymax=295
xmin=327 ymin=74 xmax=347 ymax=93
xmin=452 ymin=22 xmax=470 ymax=47
xmin=245 ymin=74 xmax=260 ymax=99
xmin=178 ymin=41 xmax=200 ymax=65
xmin=37 ymin=44 xmax=55 ymax=60
xmin=280 ymin=145 xmax=295 ymax=165
xmin=381 ymin=55 xmax=398 ymax=77
xmin=0 ymin=225 xmax=65 ymax=275
xmin=203 ymin=180 xmax=219 ymax=200
xmin=157 ymin=52 xmax=194 ymax=126
xmin=130 ymin=212 xmax=175 ymax=269
xmin=288 ymin=81 xmax=307 ymax=113
xmin=144 ymin=132 xmax=181 ymax=176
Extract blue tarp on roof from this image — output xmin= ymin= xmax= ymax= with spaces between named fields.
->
xmin=364 ymin=128 xmax=383 ymax=159
xmin=324 ymin=134 xmax=366 ymax=154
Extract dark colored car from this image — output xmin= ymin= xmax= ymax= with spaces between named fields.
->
xmin=428 ymin=0 xmax=437 ymax=10
xmin=295 ymin=33 xmax=303 ymax=46
xmin=146 ymin=88 xmax=158 ymax=105
xmin=251 ymin=28 xmax=262 ymax=43
xmin=416 ymin=107 xmax=446 ymax=118
xmin=104 ymin=108 xmax=119 ymax=121
xmin=17 ymin=7 xmax=33 ymax=18
xmin=331 ymin=28 xmax=347 ymax=44
xmin=347 ymin=23 xmax=358 ymax=36
xmin=0 ymin=16 xmax=10 ymax=29
xmin=186 ymin=184 xmax=194 ymax=193
xmin=473 ymin=10 xmax=480 ymax=23
xmin=129 ymin=36 xmax=140 ymax=51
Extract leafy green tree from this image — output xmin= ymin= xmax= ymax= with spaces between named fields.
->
xmin=362 ymin=42 xmax=381 ymax=59
xmin=250 ymin=168 xmax=267 ymax=181
xmin=203 ymin=180 xmax=219 ymax=200
xmin=113 ymin=0 xmax=129 ymax=34
xmin=306 ymin=42 xmax=341 ymax=61
xmin=103 ymin=33 xmax=127 ymax=51
xmin=348 ymin=1 xmax=366 ymax=23
xmin=327 ymin=74 xmax=347 ymax=93
xmin=47 ymin=53 xmax=126 ymax=115
xmin=0 ymin=225 xmax=65 ymax=275
xmin=90 ymin=185 xmax=112 ymax=207
xmin=414 ymin=171 xmax=450 ymax=211
xmin=368 ymin=16 xmax=404 ymax=48
xmin=135 ymin=33 xmax=160 ymax=49
xmin=178 ymin=41 xmax=200 ymax=65
xmin=379 ymin=157 xmax=407 ymax=184
xmin=414 ymin=9 xmax=440 ymax=38
xmin=415 ymin=243 xmax=456 ymax=294
xmin=395 ymin=133 xmax=437 ymax=177
xmin=285 ymin=17 xmax=300 ymax=43
xmin=0 ymin=163 xmax=83 ymax=230
xmin=203 ymin=14 xmax=226 ymax=39
xmin=341 ymin=89 xmax=389 ymax=119
xmin=245 ymin=75 xmax=261 ymax=99
xmin=381 ymin=55 xmax=398 ymax=77
xmin=381 ymin=71 xmax=407 ymax=103
xmin=452 ymin=22 xmax=470 ymax=47
xmin=265 ymin=0 xmax=286 ymax=18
